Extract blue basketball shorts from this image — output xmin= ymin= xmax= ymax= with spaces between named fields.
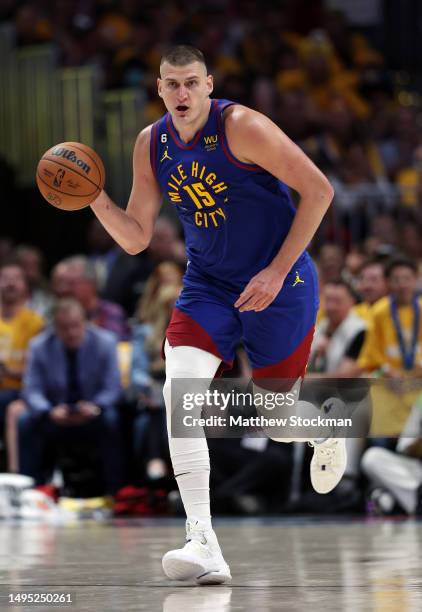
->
xmin=165 ymin=255 xmax=319 ymax=381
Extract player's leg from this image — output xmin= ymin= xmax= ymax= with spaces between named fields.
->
xmin=161 ymin=292 xmax=240 ymax=584
xmin=251 ymin=380 xmax=352 ymax=494
xmin=163 ymin=341 xmax=219 ymax=527
xmin=162 ymin=341 xmax=232 ymax=584
xmin=242 ymin=255 xmax=348 ymax=494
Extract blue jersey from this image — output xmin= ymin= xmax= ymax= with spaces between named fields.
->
xmin=150 ymin=98 xmax=307 ymax=290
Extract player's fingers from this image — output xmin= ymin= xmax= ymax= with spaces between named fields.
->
xmin=251 ymin=294 xmax=276 ymax=311
xmin=243 ymin=294 xmax=267 ymax=310
xmin=234 ymin=285 xmax=255 ymax=307
xmin=236 ymin=281 xmax=275 ymax=309
xmin=238 ymin=292 xmax=262 ymax=311
xmin=239 ymin=290 xmax=272 ymax=311
xmin=251 ymin=299 xmax=270 ymax=311
xmin=234 ymin=292 xmax=248 ymax=308
xmin=253 ymin=301 xmax=272 ymax=312
xmin=249 ymin=300 xmax=270 ymax=312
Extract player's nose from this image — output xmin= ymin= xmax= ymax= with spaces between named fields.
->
xmin=177 ymin=86 xmax=188 ymax=100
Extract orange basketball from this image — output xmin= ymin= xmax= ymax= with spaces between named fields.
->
xmin=36 ymin=142 xmax=105 ymax=210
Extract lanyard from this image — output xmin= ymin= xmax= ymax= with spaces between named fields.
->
xmin=390 ymin=295 xmax=420 ymax=370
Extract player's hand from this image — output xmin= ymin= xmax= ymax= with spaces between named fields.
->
xmin=234 ymin=267 xmax=285 ymax=312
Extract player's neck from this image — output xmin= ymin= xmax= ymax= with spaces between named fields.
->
xmin=171 ymin=98 xmax=212 ymax=143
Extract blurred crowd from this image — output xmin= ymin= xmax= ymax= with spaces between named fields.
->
xmin=1 ymin=1 xmax=422 ymax=518
xmin=1 ymin=213 xmax=422 ymax=519
xmin=2 ymin=1 xmax=422 ymax=242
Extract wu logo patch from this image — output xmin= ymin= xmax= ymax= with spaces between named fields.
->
xmin=160 ymin=146 xmax=172 ymax=163
xmin=292 ymin=271 xmax=305 ymax=287
xmin=203 ymin=134 xmax=218 ymax=151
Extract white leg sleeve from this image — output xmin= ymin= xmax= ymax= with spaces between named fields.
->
xmin=163 ymin=340 xmax=221 ymax=527
xmin=361 ymin=447 xmax=422 ymax=514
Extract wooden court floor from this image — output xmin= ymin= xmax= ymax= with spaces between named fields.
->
xmin=0 ymin=517 xmax=421 ymax=611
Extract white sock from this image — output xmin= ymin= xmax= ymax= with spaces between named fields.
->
xmin=163 ymin=341 xmax=221 ymax=531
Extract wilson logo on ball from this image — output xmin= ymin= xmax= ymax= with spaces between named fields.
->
xmin=51 ymin=147 xmax=91 ymax=174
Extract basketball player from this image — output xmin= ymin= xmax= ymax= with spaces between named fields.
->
xmin=91 ymin=46 xmax=347 ymax=584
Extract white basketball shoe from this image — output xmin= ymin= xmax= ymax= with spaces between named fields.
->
xmin=162 ymin=517 xmax=231 ymax=584
xmin=309 ymin=438 xmax=347 ymax=494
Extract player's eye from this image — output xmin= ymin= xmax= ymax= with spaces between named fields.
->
xmin=186 ymin=80 xmax=197 ymax=87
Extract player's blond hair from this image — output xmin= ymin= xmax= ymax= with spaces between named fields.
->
xmin=160 ymin=45 xmax=206 ymax=69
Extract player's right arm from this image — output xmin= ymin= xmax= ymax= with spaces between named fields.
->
xmin=90 ymin=126 xmax=162 ymax=254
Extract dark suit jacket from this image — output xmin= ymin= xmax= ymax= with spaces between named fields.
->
xmin=23 ymin=324 xmax=122 ymax=413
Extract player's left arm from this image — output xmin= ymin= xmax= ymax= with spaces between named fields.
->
xmin=226 ymin=106 xmax=334 ymax=312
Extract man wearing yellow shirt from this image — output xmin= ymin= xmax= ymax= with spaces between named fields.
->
xmin=353 ymin=258 xmax=388 ymax=325
xmin=0 ymin=263 xmax=44 ymax=439
xmin=358 ymin=257 xmax=422 ymax=440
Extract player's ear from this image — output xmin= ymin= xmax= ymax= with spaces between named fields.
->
xmin=207 ymin=75 xmax=214 ymax=95
xmin=157 ymin=77 xmax=162 ymax=98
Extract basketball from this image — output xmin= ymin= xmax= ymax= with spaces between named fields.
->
xmin=36 ymin=142 xmax=105 ymax=211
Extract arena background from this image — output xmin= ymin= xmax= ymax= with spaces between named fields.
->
xmin=1 ymin=1 xmax=422 ymax=610
xmin=2 ymin=0 xmax=422 ymax=262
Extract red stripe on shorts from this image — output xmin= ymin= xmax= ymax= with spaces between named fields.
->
xmin=252 ymin=325 xmax=315 ymax=391
xmin=163 ymin=307 xmax=233 ymax=376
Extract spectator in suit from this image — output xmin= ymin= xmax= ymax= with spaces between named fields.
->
xmin=16 ymin=298 xmax=124 ymax=496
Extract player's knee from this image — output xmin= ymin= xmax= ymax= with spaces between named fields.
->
xmin=165 ymin=342 xmax=221 ymax=378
